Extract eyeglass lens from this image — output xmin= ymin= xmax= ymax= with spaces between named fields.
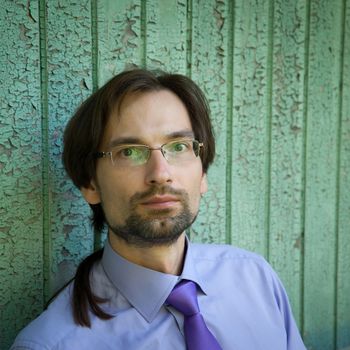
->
xmin=110 ymin=139 xmax=200 ymax=167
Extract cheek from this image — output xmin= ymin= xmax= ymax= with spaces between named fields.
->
xmin=186 ymin=178 xmax=205 ymax=208
xmin=96 ymin=170 xmax=142 ymax=213
xmin=97 ymin=168 xmax=136 ymax=199
xmin=100 ymin=183 xmax=129 ymax=208
xmin=98 ymin=187 xmax=130 ymax=226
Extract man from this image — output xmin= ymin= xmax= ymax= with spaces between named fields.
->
xmin=11 ymin=69 xmax=306 ymax=349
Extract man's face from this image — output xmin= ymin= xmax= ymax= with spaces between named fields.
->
xmin=82 ymin=89 xmax=207 ymax=247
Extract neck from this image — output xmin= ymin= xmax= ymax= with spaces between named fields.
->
xmin=108 ymin=232 xmax=186 ymax=275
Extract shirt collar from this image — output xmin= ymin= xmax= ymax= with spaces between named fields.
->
xmin=101 ymin=236 xmax=206 ymax=323
xmin=180 ymin=237 xmax=209 ymax=295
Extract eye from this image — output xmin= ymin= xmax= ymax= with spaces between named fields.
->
xmin=118 ymin=146 xmax=144 ymax=159
xmin=121 ymin=147 xmax=135 ymax=157
xmin=168 ymin=141 xmax=190 ymax=153
xmin=112 ymin=146 xmax=147 ymax=165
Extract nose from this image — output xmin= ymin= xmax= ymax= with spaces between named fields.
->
xmin=144 ymin=149 xmax=173 ymax=185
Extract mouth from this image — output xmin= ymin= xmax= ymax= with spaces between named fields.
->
xmin=141 ymin=195 xmax=180 ymax=209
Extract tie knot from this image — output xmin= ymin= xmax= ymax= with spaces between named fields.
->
xmin=166 ymin=280 xmax=199 ymax=317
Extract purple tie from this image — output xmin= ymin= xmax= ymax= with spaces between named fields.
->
xmin=166 ymin=280 xmax=222 ymax=350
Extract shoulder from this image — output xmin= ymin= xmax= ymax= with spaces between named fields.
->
xmin=189 ymin=242 xmax=280 ymax=285
xmin=11 ymin=284 xmax=79 ymax=350
xmin=190 ymin=241 xmax=267 ymax=265
xmin=189 ymin=242 xmax=287 ymax=300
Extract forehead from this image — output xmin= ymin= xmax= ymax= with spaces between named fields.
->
xmin=102 ymin=90 xmax=193 ymax=148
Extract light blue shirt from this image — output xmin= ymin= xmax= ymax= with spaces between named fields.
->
xmin=11 ymin=239 xmax=306 ymax=349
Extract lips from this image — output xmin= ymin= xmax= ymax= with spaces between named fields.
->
xmin=143 ymin=195 xmax=178 ymax=203
xmin=141 ymin=195 xmax=180 ymax=209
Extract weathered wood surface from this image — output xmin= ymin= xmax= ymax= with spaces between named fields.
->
xmin=44 ymin=0 xmax=95 ymax=299
xmin=0 ymin=1 xmax=43 ymax=347
xmin=303 ymin=0 xmax=344 ymax=348
xmin=337 ymin=0 xmax=350 ymax=348
xmin=0 ymin=1 xmax=349 ymax=349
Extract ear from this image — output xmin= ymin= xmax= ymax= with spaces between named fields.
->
xmin=80 ymin=180 xmax=101 ymax=205
xmin=200 ymin=173 xmax=208 ymax=195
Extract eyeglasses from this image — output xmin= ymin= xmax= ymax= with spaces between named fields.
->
xmin=95 ymin=139 xmax=203 ymax=167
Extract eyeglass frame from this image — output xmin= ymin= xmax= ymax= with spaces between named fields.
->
xmin=94 ymin=138 xmax=204 ymax=167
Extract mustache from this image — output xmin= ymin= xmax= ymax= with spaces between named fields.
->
xmin=130 ymin=185 xmax=187 ymax=205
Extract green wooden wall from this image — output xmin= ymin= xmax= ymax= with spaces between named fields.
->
xmin=0 ymin=0 xmax=349 ymax=349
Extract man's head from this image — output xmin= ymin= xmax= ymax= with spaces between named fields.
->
xmin=63 ymin=69 xmax=215 ymax=245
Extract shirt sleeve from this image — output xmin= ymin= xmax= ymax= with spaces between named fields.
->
xmin=10 ymin=339 xmax=50 ymax=350
xmin=267 ymin=264 xmax=307 ymax=350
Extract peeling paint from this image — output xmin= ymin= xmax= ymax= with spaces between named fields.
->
xmin=1 ymin=1 xmax=350 ymax=349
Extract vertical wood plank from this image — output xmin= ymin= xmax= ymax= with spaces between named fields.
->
xmin=1 ymin=2 xmax=350 ymax=349
xmin=145 ymin=0 xmax=187 ymax=73
xmin=268 ymin=0 xmax=307 ymax=327
xmin=0 ymin=1 xmax=42 ymax=348
xmin=336 ymin=0 xmax=350 ymax=347
xmin=231 ymin=0 xmax=271 ymax=255
xmin=96 ymin=0 xmax=144 ymax=247
xmin=97 ymin=0 xmax=143 ymax=85
xmin=303 ymin=0 xmax=344 ymax=348
xmin=190 ymin=0 xmax=229 ymax=244
xmin=45 ymin=0 xmax=94 ymax=296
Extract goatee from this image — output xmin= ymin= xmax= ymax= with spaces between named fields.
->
xmin=105 ymin=186 xmax=198 ymax=248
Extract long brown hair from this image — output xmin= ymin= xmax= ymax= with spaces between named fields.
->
xmin=62 ymin=68 xmax=215 ymax=326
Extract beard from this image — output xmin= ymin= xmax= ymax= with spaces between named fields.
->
xmin=103 ymin=185 xmax=198 ymax=248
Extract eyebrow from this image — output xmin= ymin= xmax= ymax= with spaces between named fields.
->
xmin=108 ymin=130 xmax=195 ymax=149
